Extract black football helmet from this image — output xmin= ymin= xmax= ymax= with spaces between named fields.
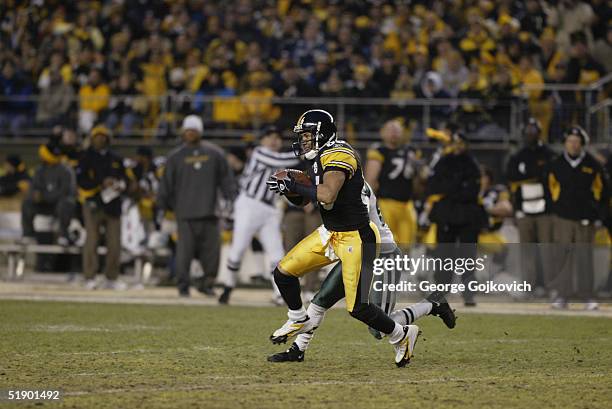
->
xmin=292 ymin=109 xmax=337 ymax=159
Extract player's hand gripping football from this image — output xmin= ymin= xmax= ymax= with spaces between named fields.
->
xmin=266 ymin=173 xmax=296 ymax=196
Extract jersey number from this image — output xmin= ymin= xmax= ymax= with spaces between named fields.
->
xmin=388 ymin=157 xmax=414 ymax=180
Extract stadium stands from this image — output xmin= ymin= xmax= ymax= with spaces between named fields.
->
xmin=0 ymin=0 xmax=610 ymax=142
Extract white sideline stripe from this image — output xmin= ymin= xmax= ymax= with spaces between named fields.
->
xmin=0 ymin=293 xmax=271 ymax=308
xmin=62 ymin=373 xmax=609 ymax=397
xmin=1 ymin=293 xmax=611 ymax=318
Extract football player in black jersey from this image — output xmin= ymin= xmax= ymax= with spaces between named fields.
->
xmin=365 ymin=120 xmax=421 ymax=245
xmin=266 ymin=110 xmax=420 ymax=367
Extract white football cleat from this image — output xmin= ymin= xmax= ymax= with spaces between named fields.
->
xmin=585 ymin=300 xmax=599 ymax=311
xmin=393 ymin=325 xmax=420 ymax=367
xmin=270 ymin=316 xmax=316 ymax=344
xmin=551 ymin=298 xmax=568 ymax=310
xmin=105 ymin=280 xmax=128 ymax=291
xmin=84 ymin=279 xmax=98 ymax=290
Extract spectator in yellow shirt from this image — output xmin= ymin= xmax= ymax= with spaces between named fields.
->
xmin=519 ymin=55 xmax=551 ymax=138
xmin=240 ymin=71 xmax=280 ymax=127
xmin=78 ymin=68 xmax=110 ymax=133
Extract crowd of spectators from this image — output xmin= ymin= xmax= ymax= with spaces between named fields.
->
xmin=0 ymin=0 xmax=610 ymax=140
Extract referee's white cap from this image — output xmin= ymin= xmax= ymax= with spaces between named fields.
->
xmin=182 ymin=115 xmax=203 ymax=135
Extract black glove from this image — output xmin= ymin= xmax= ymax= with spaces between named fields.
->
xmin=266 ymin=174 xmax=296 ymax=196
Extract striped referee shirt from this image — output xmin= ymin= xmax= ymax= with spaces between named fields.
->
xmin=241 ymin=146 xmax=300 ymax=206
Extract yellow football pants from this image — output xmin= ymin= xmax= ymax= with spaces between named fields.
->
xmin=279 ymin=222 xmax=380 ymax=312
xmin=377 ymin=198 xmax=417 ymax=245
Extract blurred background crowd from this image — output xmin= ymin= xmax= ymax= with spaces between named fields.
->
xmin=0 ymin=0 xmax=610 ymax=141
xmin=0 ymin=0 xmax=611 ymax=307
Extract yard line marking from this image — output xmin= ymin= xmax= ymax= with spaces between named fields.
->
xmin=18 ymin=324 xmax=169 ymax=333
xmin=11 ymin=345 xmax=221 ymax=357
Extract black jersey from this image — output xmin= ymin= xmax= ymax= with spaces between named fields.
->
xmin=366 ymin=143 xmax=418 ymax=201
xmin=310 ymin=141 xmax=369 ymax=232
xmin=548 ymin=152 xmax=609 ymax=222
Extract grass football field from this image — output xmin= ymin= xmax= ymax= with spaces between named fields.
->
xmin=1 ymin=300 xmax=611 ymax=409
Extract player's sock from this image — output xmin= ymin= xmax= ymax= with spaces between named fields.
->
xmin=294 ymin=302 xmax=326 ymax=351
xmin=390 ymin=300 xmax=432 ymax=325
xmin=288 ymin=306 xmax=307 ymax=321
xmin=273 ymin=267 xmax=303 ymax=310
xmin=226 ymin=261 xmax=240 ymax=288
xmin=387 ymin=323 xmax=406 ymax=344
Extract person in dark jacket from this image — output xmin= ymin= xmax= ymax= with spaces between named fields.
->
xmin=426 ymin=130 xmax=486 ymax=306
xmin=157 ymin=115 xmax=237 ymax=297
xmin=548 ymin=126 xmax=609 ymax=310
xmin=506 ymin=118 xmax=556 ymax=291
xmin=76 ymin=125 xmax=130 ymax=290
xmin=0 ymin=155 xmax=30 ymax=198
xmin=21 ymin=142 xmax=76 ymax=245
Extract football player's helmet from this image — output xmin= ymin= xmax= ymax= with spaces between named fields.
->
xmin=292 ymin=109 xmax=337 ymax=160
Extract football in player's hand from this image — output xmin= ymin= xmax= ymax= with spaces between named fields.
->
xmin=273 ymin=169 xmax=312 ymax=197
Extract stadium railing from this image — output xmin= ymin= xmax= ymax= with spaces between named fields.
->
xmin=0 ymin=77 xmax=609 ymax=147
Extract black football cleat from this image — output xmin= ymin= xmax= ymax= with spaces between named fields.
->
xmin=267 ymin=343 xmax=305 ymax=363
xmin=218 ymin=286 xmax=232 ymax=304
xmin=426 ymin=291 xmax=456 ymax=329
xmin=197 ymin=284 xmax=216 ymax=297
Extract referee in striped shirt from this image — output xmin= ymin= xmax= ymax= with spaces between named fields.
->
xmin=219 ymin=126 xmax=300 ymax=304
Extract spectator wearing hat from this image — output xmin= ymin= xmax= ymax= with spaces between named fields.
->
xmin=548 ymin=126 xmax=609 ymax=310
xmin=21 ymin=142 xmax=76 ymax=245
xmin=76 ymin=125 xmax=129 ymax=290
xmin=157 ymin=115 xmax=237 ymax=297
xmin=506 ymin=118 xmax=557 ymax=291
